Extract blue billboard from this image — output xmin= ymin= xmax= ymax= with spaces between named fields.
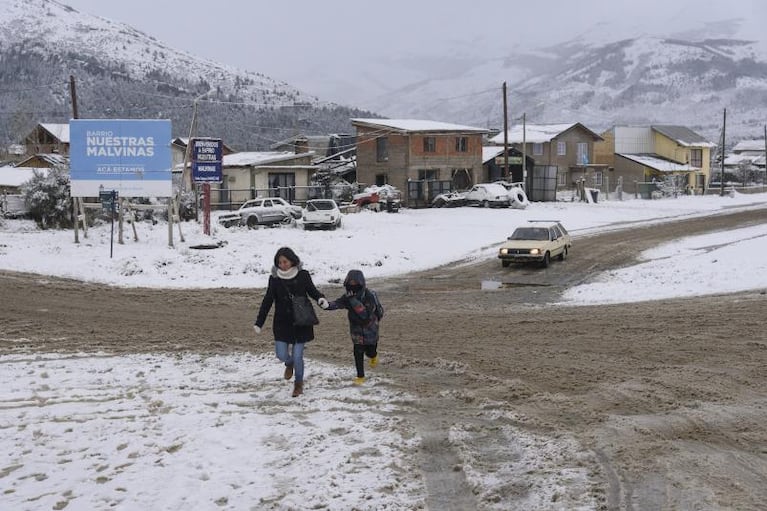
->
xmin=191 ymin=137 xmax=223 ymax=183
xmin=69 ymin=119 xmax=172 ymax=197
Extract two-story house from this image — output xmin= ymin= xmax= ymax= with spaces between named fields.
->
xmin=351 ymin=118 xmax=488 ymax=208
xmin=594 ymin=125 xmax=715 ymax=194
xmin=24 ymin=123 xmax=70 ymax=156
xmin=489 ymin=123 xmax=605 ymax=191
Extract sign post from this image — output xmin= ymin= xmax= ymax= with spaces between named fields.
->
xmin=100 ymin=189 xmax=118 ymax=258
xmin=191 ymin=137 xmax=223 ymax=235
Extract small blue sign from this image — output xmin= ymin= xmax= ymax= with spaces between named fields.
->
xmin=69 ymin=119 xmax=172 ymax=197
xmin=191 ymin=138 xmax=223 ymax=183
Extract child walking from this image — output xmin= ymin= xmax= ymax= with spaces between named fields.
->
xmin=320 ymin=269 xmax=384 ymax=385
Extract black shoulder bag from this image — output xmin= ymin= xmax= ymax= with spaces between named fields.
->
xmin=283 ymin=281 xmax=319 ymax=326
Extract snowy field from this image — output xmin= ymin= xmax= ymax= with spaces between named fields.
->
xmin=2 ymin=192 xmax=767 ymax=510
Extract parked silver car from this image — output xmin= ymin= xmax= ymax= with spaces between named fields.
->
xmin=218 ymin=197 xmax=302 ymax=228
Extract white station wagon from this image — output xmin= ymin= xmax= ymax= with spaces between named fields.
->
xmin=498 ymin=221 xmax=572 ymax=268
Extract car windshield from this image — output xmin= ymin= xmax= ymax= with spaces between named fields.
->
xmin=307 ymin=201 xmax=335 ymax=211
xmin=510 ymin=227 xmax=550 ymax=241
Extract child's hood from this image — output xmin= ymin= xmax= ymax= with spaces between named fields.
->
xmin=343 ymin=269 xmax=366 ymax=288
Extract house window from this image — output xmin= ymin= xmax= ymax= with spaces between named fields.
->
xmin=455 ymin=137 xmax=468 ymax=152
xmin=375 ymin=173 xmax=387 ymax=186
xmin=268 ymin=172 xmax=296 ymax=201
xmin=557 ymin=141 xmax=566 ymax=156
xmin=419 ymin=169 xmax=439 ymax=181
xmin=423 ymin=136 xmax=436 ymax=153
xmin=558 ymin=171 xmax=568 ymax=186
xmin=533 ymin=143 xmax=543 ymax=156
xmin=577 ymin=143 xmax=589 ymax=165
xmin=376 ymin=136 xmax=388 ymax=162
xmin=690 ymin=148 xmax=702 ymax=167
xmin=593 ymin=171 xmax=603 ymax=186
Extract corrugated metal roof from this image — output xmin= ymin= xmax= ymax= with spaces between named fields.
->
xmin=39 ymin=123 xmax=70 ymax=143
xmin=617 ymin=153 xmax=697 ymax=172
xmin=351 ymin=118 xmax=488 ymax=133
xmin=489 ymin=123 xmax=602 ymax=144
xmin=732 ymin=139 xmax=766 ymax=152
xmin=651 ymin=125 xmax=716 ymax=147
xmin=222 ymin=151 xmax=315 ymax=167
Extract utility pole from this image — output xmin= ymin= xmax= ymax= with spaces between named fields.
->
xmin=502 ymin=82 xmax=509 ymax=180
xmin=522 ymin=112 xmax=527 ymax=193
xmin=720 ymin=108 xmax=726 ymax=197
xmin=69 ymin=75 xmax=80 ymax=243
xmin=69 ymin=75 xmax=79 ymax=119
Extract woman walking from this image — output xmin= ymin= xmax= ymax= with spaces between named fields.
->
xmin=254 ymin=247 xmax=328 ymax=397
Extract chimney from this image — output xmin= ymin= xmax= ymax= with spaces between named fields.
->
xmin=294 ymin=136 xmax=309 ymax=154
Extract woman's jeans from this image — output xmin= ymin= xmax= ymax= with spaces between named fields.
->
xmin=275 ymin=341 xmax=305 ymax=382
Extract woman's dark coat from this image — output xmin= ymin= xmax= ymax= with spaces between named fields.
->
xmin=255 ymin=269 xmax=324 ymax=343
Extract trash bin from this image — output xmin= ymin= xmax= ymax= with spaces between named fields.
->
xmin=590 ymin=189 xmax=599 ymax=203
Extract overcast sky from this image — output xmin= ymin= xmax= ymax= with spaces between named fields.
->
xmin=60 ymin=0 xmax=764 ymax=104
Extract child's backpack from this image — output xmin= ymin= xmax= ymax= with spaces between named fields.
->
xmin=369 ymin=289 xmax=384 ymax=321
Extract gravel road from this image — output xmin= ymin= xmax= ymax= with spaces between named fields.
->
xmin=2 ymin=207 xmax=766 ymax=510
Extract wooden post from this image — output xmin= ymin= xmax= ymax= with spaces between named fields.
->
xmin=720 ymin=108 xmax=726 ymax=197
xmin=118 ymin=197 xmax=125 ymax=244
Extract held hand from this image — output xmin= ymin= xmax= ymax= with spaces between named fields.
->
xmin=318 ymin=297 xmax=329 ymax=309
xmin=253 ymin=325 xmax=261 ymax=335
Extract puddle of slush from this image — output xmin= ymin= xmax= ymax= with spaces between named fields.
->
xmin=481 ymin=280 xmax=503 ymax=290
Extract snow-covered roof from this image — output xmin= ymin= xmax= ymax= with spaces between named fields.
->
xmin=725 ymin=153 xmax=766 ymax=166
xmin=351 ymin=118 xmax=488 ymax=133
xmin=223 ymin=151 xmax=315 ymax=167
xmin=482 ymin=146 xmax=504 ymax=163
xmin=16 ymin=153 xmax=69 ymax=168
xmin=617 ymin=153 xmax=697 ymax=172
xmin=732 ymin=140 xmax=766 ymax=153
xmin=0 ymin=165 xmax=46 ymax=187
xmin=489 ymin=123 xmax=601 ymax=144
xmin=651 ymin=125 xmax=716 ymax=148
xmin=39 ymin=123 xmax=70 ymax=143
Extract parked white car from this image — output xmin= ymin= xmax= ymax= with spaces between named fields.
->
xmin=302 ymin=199 xmax=342 ymax=230
xmin=218 ymin=197 xmax=302 ymax=228
xmin=463 ymin=183 xmax=511 ymax=208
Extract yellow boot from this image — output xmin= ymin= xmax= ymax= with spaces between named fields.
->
xmin=353 ymin=376 xmax=365 ymax=386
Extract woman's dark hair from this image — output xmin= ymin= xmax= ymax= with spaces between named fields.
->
xmin=274 ymin=246 xmax=300 ymax=267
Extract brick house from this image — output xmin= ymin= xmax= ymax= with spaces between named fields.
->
xmin=351 ymin=118 xmax=488 ymax=208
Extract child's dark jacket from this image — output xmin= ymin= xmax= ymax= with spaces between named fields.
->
xmin=327 ymin=270 xmax=384 ymax=345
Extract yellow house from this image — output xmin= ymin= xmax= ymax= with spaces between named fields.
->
xmin=595 ymin=125 xmax=715 ymax=194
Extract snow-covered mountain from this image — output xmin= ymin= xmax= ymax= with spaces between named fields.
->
xmin=364 ymin=31 xmax=767 ymax=143
xmin=2 ymin=0 xmax=765 ymax=150
xmin=0 ymin=0 xmax=374 ymax=150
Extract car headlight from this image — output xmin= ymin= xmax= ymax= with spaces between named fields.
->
xmin=529 ymin=248 xmax=540 ymax=255
xmin=500 ymin=248 xmax=508 ymax=255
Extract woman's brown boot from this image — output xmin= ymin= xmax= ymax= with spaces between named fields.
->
xmin=284 ymin=365 xmax=294 ymax=380
xmin=291 ymin=381 xmax=303 ymax=397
